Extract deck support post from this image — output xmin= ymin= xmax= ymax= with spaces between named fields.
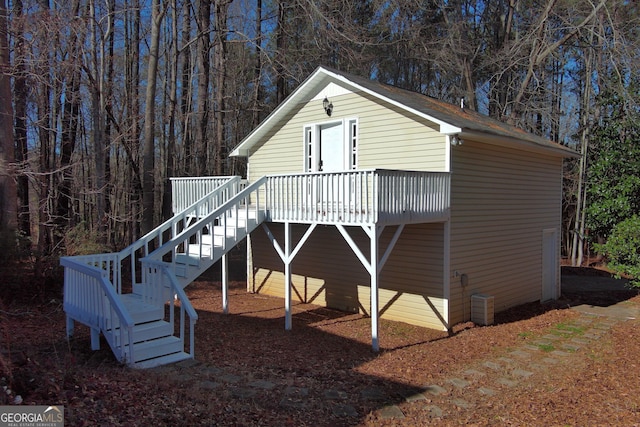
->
xmin=90 ymin=327 xmax=100 ymax=350
xmin=262 ymin=222 xmax=317 ymax=331
xmin=222 ymin=252 xmax=229 ymax=314
xmin=337 ymin=224 xmax=405 ymax=353
xmin=443 ymin=220 xmax=451 ymax=332
xmin=284 ymin=222 xmax=292 ymax=330
xmin=66 ymin=316 xmax=74 ymax=338
xmin=370 ymin=225 xmax=380 ymax=352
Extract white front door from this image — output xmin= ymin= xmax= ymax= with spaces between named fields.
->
xmin=304 ymin=119 xmax=358 ymax=213
xmin=318 ymin=122 xmax=345 ymax=172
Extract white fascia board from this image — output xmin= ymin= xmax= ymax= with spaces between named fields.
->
xmin=319 ymin=69 xmax=462 ymax=135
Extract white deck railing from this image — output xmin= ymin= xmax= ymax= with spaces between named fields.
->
xmin=171 ymin=176 xmax=240 ymax=214
xmin=376 ymin=169 xmax=450 ymax=224
xmin=265 ymin=169 xmax=449 ymax=225
xmin=62 ymin=176 xmax=242 ymax=295
xmin=61 ymin=258 xmax=135 ymax=363
xmin=141 ymin=177 xmax=268 ymax=295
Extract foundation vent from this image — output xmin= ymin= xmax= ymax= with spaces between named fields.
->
xmin=471 ymin=294 xmax=494 ymax=326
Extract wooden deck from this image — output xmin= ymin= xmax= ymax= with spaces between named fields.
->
xmin=173 ymin=169 xmax=450 ymax=226
xmin=62 ymin=170 xmax=451 ymax=367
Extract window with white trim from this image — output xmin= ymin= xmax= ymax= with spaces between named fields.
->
xmin=348 ymin=118 xmax=358 ymax=170
xmin=304 ymin=125 xmax=313 ymax=172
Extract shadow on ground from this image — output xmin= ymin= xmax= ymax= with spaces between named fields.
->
xmin=561 ymin=266 xmax=639 ymax=308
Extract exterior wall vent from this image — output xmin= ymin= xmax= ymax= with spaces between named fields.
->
xmin=471 ymin=294 xmax=494 ymax=326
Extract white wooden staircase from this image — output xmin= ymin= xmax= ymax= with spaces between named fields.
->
xmin=61 ymin=176 xmax=267 ymax=368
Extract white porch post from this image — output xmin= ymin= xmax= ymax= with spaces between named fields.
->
xmin=337 ymin=224 xmax=396 ymax=353
xmin=222 ymin=252 xmax=229 ymax=314
xmin=443 ymin=220 xmax=451 ymax=331
xmin=261 ymin=222 xmax=317 ymax=332
xmin=370 ymin=225 xmax=380 ymax=352
xmin=284 ymin=222 xmax=292 ymax=330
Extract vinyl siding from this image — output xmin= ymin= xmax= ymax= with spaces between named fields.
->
xmin=248 ymin=222 xmax=447 ymax=330
xmin=248 ymin=89 xmax=447 ymax=181
xmin=244 ymin=80 xmax=564 ymax=331
xmin=448 ymin=139 xmax=563 ymax=325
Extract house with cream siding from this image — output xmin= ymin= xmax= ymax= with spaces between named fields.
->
xmin=61 ymin=66 xmax=577 ymax=367
xmin=231 ymin=66 xmax=576 ymax=336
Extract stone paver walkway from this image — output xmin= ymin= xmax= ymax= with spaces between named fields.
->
xmin=153 ymin=298 xmax=638 ymax=422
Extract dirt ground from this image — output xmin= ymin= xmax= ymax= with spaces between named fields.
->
xmin=1 ymin=263 xmax=639 ymax=426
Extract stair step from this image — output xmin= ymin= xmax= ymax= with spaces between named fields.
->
xmin=120 ymin=294 xmax=164 ymax=324
xmin=108 ymin=320 xmax=173 ymax=346
xmin=126 ymin=335 xmax=184 ymax=363
xmin=133 ymin=352 xmax=193 ymax=369
xmin=176 ymin=253 xmax=200 ymax=266
xmin=201 ymin=234 xmax=226 ymax=246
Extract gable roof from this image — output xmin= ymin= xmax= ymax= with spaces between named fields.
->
xmin=230 ymin=66 xmax=578 ymax=158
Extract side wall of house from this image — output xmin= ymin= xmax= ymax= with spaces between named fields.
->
xmin=249 ymin=222 xmax=447 ymax=330
xmin=246 ymin=87 xmax=450 ymax=330
xmin=448 ymin=139 xmax=563 ymax=325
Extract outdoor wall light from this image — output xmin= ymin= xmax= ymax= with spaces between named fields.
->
xmin=450 ymin=134 xmax=463 ymax=146
xmin=323 ymin=97 xmax=333 ymax=116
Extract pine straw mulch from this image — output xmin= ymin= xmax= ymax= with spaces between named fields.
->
xmin=1 ymin=266 xmax=639 ymax=426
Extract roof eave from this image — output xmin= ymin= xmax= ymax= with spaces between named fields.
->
xmin=230 ymin=66 xmax=462 ymax=157
xmin=460 ymin=129 xmax=580 ymax=158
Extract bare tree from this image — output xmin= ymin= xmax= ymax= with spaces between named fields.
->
xmin=141 ymin=0 xmax=166 ymax=234
xmin=13 ymin=0 xmax=30 ymax=237
xmin=194 ymin=0 xmax=211 ymax=175
xmin=0 ymin=0 xmax=16 ymax=234
xmin=506 ymin=0 xmax=606 ymax=125
xmin=54 ymin=0 xmax=83 ymax=242
xmin=213 ymin=0 xmax=232 ymax=175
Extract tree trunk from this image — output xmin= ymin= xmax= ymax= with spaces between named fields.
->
xmin=275 ymin=0 xmax=287 ymax=103
xmin=141 ymin=0 xmax=165 ymax=234
xmin=13 ymin=0 xmax=30 ymax=237
xmin=0 ymin=0 xmax=16 ymax=234
xmin=125 ymin=0 xmax=142 ymax=242
xmin=180 ymin=1 xmax=192 ymax=175
xmin=213 ymin=0 xmax=231 ymax=176
xmin=195 ymin=0 xmax=211 ymax=175
xmin=103 ymin=0 xmax=115 ymax=243
xmin=252 ymin=0 xmax=262 ymax=128
xmin=55 ymin=0 xmax=82 ymax=244
xmin=162 ymin=0 xmax=179 ymax=221
xmin=570 ymin=30 xmax=595 ymax=267
xmin=36 ymin=0 xmax=54 ymax=255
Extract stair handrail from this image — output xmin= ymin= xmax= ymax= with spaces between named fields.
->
xmin=138 ymin=177 xmax=267 ymax=304
xmin=61 ymin=257 xmax=136 ymax=364
xmin=62 ymin=176 xmax=242 ymax=294
xmin=141 ymin=259 xmax=199 ymax=359
xmin=144 ymin=176 xmax=268 ymax=266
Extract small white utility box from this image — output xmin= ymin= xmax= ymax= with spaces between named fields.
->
xmin=471 ymin=294 xmax=494 ymax=326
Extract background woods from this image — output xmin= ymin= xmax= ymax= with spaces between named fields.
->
xmin=0 ymin=0 xmax=638 ymax=267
